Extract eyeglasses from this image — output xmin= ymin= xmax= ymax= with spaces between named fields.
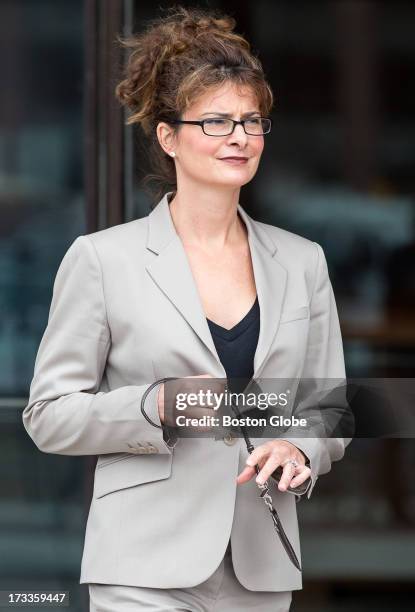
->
xmin=167 ymin=117 xmax=272 ymax=136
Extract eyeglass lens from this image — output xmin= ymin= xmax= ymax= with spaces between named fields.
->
xmin=203 ymin=118 xmax=271 ymax=136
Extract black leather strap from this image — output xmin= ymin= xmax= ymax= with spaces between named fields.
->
xmin=140 ymin=377 xmax=179 ymax=448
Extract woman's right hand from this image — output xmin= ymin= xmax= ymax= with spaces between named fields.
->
xmin=157 ymin=374 xmax=225 ymax=431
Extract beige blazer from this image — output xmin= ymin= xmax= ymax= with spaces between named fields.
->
xmin=22 ymin=191 xmax=348 ymax=592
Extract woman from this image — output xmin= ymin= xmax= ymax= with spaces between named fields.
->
xmin=23 ymin=6 xmax=349 ymax=611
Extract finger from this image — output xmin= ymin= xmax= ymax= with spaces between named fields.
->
xmin=277 ymin=462 xmax=298 ymax=491
xmin=289 ymin=466 xmax=312 ymax=488
xmin=245 ymin=444 xmax=272 ymax=470
xmin=255 ymin=452 xmax=284 ymax=485
xmin=237 ymin=456 xmax=267 ymax=484
xmin=236 ymin=465 xmax=256 ymax=485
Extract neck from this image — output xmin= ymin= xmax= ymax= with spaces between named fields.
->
xmin=168 ymin=186 xmax=246 ymax=251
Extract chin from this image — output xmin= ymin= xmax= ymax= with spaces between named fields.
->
xmin=214 ymin=178 xmax=249 ymax=188
xmin=216 ymin=168 xmax=253 ymax=179
xmin=221 ymin=173 xmax=254 ymax=187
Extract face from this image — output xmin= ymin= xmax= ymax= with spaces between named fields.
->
xmin=157 ymin=82 xmax=265 ymax=190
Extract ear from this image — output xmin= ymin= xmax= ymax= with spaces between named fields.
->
xmin=156 ymin=121 xmax=177 ymax=156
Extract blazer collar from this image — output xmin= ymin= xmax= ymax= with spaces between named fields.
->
xmin=145 ymin=191 xmax=287 ymax=379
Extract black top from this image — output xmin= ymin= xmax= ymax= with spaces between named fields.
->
xmin=207 ymin=296 xmax=260 ymax=391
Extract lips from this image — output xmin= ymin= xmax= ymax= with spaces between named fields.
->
xmin=219 ymin=157 xmax=249 ymax=165
xmin=220 ymin=157 xmax=248 ymax=160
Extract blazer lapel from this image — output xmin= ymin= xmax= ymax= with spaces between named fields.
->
xmin=145 ymin=192 xmax=288 ymax=380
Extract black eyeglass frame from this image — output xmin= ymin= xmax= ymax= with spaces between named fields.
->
xmin=165 ymin=117 xmax=273 ymax=136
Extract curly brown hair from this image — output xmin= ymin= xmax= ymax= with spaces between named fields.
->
xmin=115 ymin=4 xmax=274 ymax=205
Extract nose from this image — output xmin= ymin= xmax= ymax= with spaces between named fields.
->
xmin=227 ymin=122 xmax=249 ymax=146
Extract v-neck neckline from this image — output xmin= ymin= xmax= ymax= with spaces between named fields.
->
xmin=206 ymin=296 xmax=259 ymax=340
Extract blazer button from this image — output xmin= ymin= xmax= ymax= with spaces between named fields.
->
xmin=223 ymin=433 xmax=237 ymax=446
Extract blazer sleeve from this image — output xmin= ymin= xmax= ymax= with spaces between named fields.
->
xmin=280 ymin=241 xmax=352 ymax=501
xmin=22 ymin=235 xmax=177 ymax=456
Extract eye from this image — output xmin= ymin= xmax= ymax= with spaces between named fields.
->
xmin=245 ymin=118 xmax=262 ymax=125
xmin=204 ymin=118 xmax=228 ymax=125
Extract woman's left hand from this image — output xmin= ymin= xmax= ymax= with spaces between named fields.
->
xmin=236 ymin=440 xmax=311 ymax=491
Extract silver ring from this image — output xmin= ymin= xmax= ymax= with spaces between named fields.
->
xmin=285 ymin=459 xmax=299 ymax=469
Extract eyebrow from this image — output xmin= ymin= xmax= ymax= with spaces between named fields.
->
xmin=200 ymin=111 xmax=261 ymax=117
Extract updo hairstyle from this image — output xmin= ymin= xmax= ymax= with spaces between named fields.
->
xmin=115 ymin=5 xmax=274 ymax=204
